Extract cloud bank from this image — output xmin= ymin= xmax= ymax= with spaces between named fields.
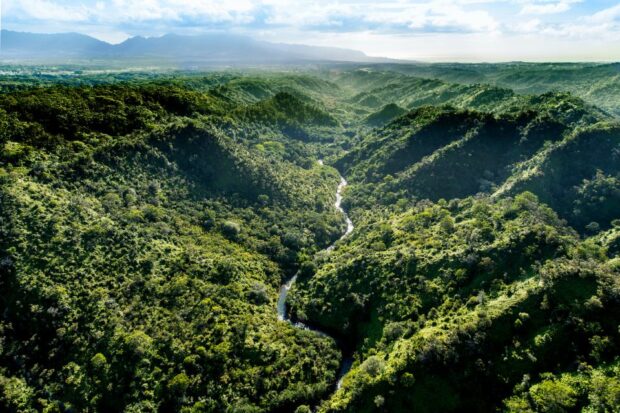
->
xmin=2 ymin=0 xmax=620 ymax=61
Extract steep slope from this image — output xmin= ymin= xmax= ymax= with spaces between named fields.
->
xmin=290 ymin=194 xmax=620 ymax=412
xmin=494 ymin=122 xmax=620 ymax=233
xmin=364 ymin=103 xmax=407 ymax=127
xmin=235 ymin=92 xmax=340 ymax=141
xmin=335 ymin=70 xmax=518 ymax=113
xmin=376 ymin=62 xmax=620 ymax=117
xmin=0 ymin=80 xmax=347 ymax=412
xmin=338 ymin=93 xmax=609 ymax=226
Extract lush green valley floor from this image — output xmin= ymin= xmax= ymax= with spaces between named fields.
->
xmin=1 ymin=64 xmax=619 ymax=412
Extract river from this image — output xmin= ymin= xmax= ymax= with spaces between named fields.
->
xmin=276 ymin=159 xmax=355 ymax=391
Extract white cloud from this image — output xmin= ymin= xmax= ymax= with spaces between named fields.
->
xmin=513 ymin=18 xmax=542 ymax=33
xmin=3 ymin=0 xmax=620 ymax=60
xmin=261 ymin=1 xmax=499 ymax=33
xmin=519 ymin=0 xmax=580 ymax=15
xmin=5 ymin=0 xmax=261 ymax=25
xmin=511 ymin=2 xmax=620 ymax=41
xmin=366 ymin=3 xmax=499 ymax=32
xmin=589 ymin=3 xmax=620 ymax=24
xmin=5 ymin=0 xmax=501 ymax=33
xmin=262 ymin=1 xmax=355 ymax=27
xmin=164 ymin=0 xmax=257 ymax=23
xmin=5 ymin=0 xmax=90 ymax=22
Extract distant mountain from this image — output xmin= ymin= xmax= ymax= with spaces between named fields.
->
xmin=0 ymin=30 xmax=390 ymax=64
xmin=0 ymin=30 xmax=113 ymax=58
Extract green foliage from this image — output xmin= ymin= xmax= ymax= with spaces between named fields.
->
xmin=505 ymin=362 xmax=620 ymax=412
xmin=2 ymin=65 xmax=620 ymax=413
xmin=0 ymin=375 xmax=36 ymax=412
xmin=0 ymin=75 xmax=347 ymax=412
xmin=364 ymin=103 xmax=407 ymax=127
xmin=498 ymin=123 xmax=620 ymax=233
xmin=291 ymin=193 xmax=620 ymax=412
xmin=366 ymin=62 xmax=620 ymax=117
xmin=221 ymin=220 xmax=242 ymax=239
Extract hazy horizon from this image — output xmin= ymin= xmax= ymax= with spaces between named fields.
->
xmin=1 ymin=0 xmax=620 ymax=62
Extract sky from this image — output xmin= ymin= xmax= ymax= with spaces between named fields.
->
xmin=1 ymin=0 xmax=620 ymax=61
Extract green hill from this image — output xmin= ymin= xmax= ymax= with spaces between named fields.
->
xmin=0 ymin=80 xmax=346 ymax=412
xmin=494 ymin=123 xmax=620 ymax=233
xmin=364 ymin=103 xmax=407 ymax=127
xmin=337 ymin=93 xmax=609 ymax=229
xmin=290 ymin=193 xmax=620 ymax=412
xmin=372 ymin=62 xmax=620 ymax=117
xmin=340 ymin=71 xmax=518 ymax=114
xmin=1 ymin=67 xmax=620 ymax=413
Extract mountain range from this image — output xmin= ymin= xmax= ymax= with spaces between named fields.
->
xmin=0 ymin=30 xmax=390 ymax=65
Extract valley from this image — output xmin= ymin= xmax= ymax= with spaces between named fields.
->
xmin=0 ymin=65 xmax=619 ymax=412
xmin=277 ymin=161 xmax=355 ymax=394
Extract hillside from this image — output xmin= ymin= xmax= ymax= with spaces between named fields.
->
xmin=289 ymin=69 xmax=620 ymax=412
xmin=372 ymin=62 xmax=620 ymax=118
xmin=364 ymin=104 xmax=407 ymax=127
xmin=338 ymin=70 xmax=519 ymax=113
xmin=336 ymin=92 xmax=613 ymax=233
xmin=289 ymin=194 xmax=620 ymax=412
xmin=1 ymin=67 xmax=620 ymax=412
xmin=0 ymin=80 xmax=349 ymax=411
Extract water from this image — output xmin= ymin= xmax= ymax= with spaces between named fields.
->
xmin=276 ymin=159 xmax=355 ymax=389
xmin=276 ymin=275 xmax=297 ymax=322
xmin=327 ymin=176 xmax=354 ymax=251
xmin=336 ymin=358 xmax=354 ymax=389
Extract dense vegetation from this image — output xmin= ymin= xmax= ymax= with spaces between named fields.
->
xmin=361 ymin=62 xmax=620 ymax=118
xmin=1 ymin=65 xmax=619 ymax=412
xmin=290 ymin=194 xmax=620 ymax=412
xmin=0 ymin=77 xmax=348 ymax=412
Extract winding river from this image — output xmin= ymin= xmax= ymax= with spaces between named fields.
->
xmin=276 ymin=159 xmax=355 ymax=390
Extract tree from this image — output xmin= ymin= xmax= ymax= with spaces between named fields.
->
xmin=221 ymin=220 xmax=241 ymax=239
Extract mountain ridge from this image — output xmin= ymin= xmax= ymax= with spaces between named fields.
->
xmin=0 ymin=30 xmax=394 ymax=64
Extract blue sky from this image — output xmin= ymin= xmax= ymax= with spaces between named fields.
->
xmin=2 ymin=0 xmax=620 ymax=61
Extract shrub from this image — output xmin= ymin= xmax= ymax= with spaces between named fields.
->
xmin=221 ymin=220 xmax=241 ymax=239
xmin=168 ymin=373 xmax=190 ymax=399
xmin=361 ymin=356 xmax=385 ymax=378
xmin=247 ymin=283 xmax=269 ymax=305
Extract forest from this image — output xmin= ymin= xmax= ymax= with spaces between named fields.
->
xmin=0 ymin=64 xmax=619 ymax=412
